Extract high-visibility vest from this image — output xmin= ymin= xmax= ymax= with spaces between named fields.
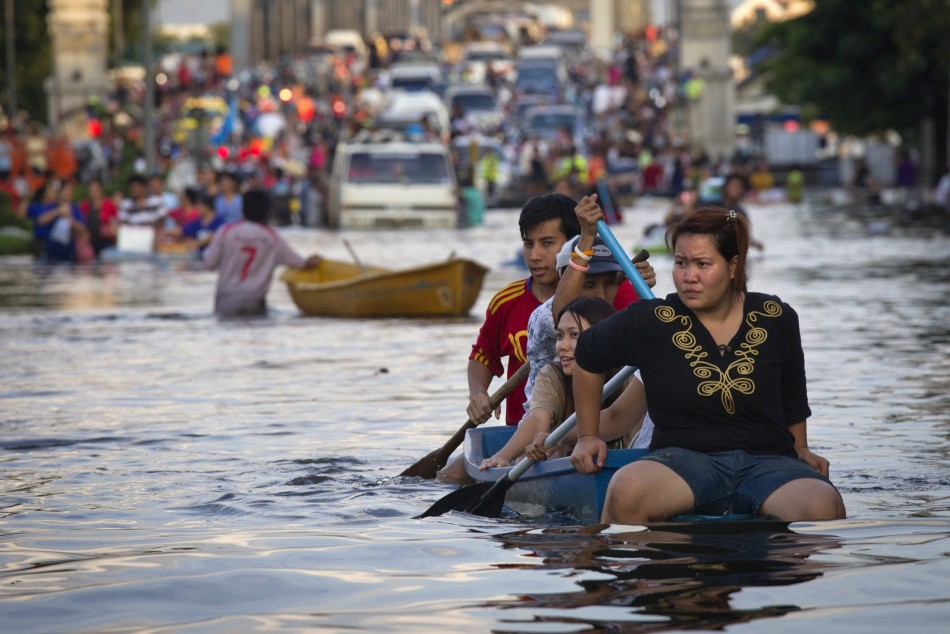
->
xmin=553 ymin=154 xmax=588 ymax=182
xmin=480 ymin=152 xmax=500 ymax=182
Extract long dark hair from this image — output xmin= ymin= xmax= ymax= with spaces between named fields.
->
xmin=556 ymin=295 xmax=616 ymax=327
xmin=554 ymin=296 xmax=618 ymax=413
xmin=666 ymin=204 xmax=751 ymax=293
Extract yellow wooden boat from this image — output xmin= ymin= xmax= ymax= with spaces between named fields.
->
xmin=280 ymin=256 xmax=489 ymax=317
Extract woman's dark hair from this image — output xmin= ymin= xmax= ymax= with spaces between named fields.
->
xmin=555 ymin=296 xmax=619 ymax=409
xmin=556 ymin=296 xmax=616 ymax=331
xmin=723 ymin=172 xmax=749 ymax=194
xmin=183 ymin=187 xmax=200 ymax=206
xmin=519 ymin=192 xmax=581 ymax=240
xmin=197 ymin=193 xmax=216 ymax=210
xmin=665 ymin=204 xmax=750 ymax=293
xmin=31 ymin=181 xmax=53 ymax=204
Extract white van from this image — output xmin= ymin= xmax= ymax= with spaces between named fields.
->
xmin=327 ymin=139 xmax=459 ymax=229
xmin=386 ymin=62 xmax=443 ymax=92
xmin=376 ymin=90 xmax=451 ymax=138
xmin=320 ymin=29 xmax=368 ymax=59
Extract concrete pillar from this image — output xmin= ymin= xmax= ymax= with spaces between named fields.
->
xmin=310 ymin=0 xmax=327 ymax=42
xmin=409 ymin=0 xmax=420 ymax=37
xmin=365 ymin=0 xmax=378 ymax=37
xmin=679 ymin=0 xmax=734 ymax=159
xmin=590 ymin=0 xmax=613 ymax=57
xmin=46 ymin=0 xmax=112 ymax=135
xmin=230 ymin=0 xmax=252 ymax=70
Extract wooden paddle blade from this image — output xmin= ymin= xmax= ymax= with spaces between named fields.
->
xmin=398 ymin=449 xmax=442 ymax=479
xmin=399 ymin=420 xmax=475 ymax=479
xmin=416 ymin=482 xmax=494 ymax=518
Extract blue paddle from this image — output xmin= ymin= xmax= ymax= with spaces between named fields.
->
xmin=597 ymin=220 xmax=653 ymax=298
xmin=417 ymin=226 xmax=653 ymax=518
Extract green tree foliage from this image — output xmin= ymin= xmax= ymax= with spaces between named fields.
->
xmin=0 ymin=1 xmax=151 ymax=123
xmin=0 ymin=3 xmax=52 ymax=123
xmin=754 ymin=0 xmax=950 ymax=138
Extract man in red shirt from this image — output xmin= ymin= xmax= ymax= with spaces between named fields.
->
xmin=467 ymin=192 xmax=656 ymax=426
xmin=466 ymin=193 xmax=580 ymax=428
xmin=437 ymin=193 xmax=654 ymax=483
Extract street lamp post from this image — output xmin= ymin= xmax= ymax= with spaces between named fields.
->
xmin=5 ymin=0 xmax=16 ymax=121
xmin=113 ymin=0 xmax=124 ymax=66
xmin=142 ymin=0 xmax=156 ymax=174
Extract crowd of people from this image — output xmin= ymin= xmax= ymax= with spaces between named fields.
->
xmin=0 ymin=21 xmax=855 ymax=525
xmin=0 ymin=22 xmax=779 ymax=262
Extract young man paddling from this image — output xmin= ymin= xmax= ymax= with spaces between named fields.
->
xmin=437 ymin=193 xmax=655 ymax=483
xmin=465 ymin=193 xmax=653 ymax=427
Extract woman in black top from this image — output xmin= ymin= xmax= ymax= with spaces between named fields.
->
xmin=570 ymin=206 xmax=846 ymax=523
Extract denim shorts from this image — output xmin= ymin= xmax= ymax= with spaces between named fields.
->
xmin=643 ymin=447 xmax=836 ymax=516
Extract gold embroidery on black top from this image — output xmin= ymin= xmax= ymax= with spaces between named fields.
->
xmin=656 ymin=301 xmax=783 ymax=414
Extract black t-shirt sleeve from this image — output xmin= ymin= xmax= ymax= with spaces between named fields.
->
xmin=575 ymin=303 xmax=644 ymax=374
xmin=780 ymin=304 xmax=812 ymax=424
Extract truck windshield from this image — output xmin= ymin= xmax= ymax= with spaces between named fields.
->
xmin=346 ymin=152 xmax=451 ymax=185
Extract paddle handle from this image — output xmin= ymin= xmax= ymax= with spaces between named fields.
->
xmin=505 ymin=365 xmax=638 ymax=482
xmin=488 ymin=362 xmax=530 ymax=412
xmin=598 ymin=220 xmax=653 ymax=300
xmin=343 ymin=238 xmax=366 ymax=274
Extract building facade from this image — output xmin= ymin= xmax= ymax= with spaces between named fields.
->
xmin=46 ymin=0 xmax=112 ymax=135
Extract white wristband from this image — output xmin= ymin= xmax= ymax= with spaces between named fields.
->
xmin=573 ymin=246 xmax=593 ymax=261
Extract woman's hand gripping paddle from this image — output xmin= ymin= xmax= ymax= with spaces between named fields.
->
xmin=400 ymin=363 xmax=530 ymax=479
xmin=418 ymin=237 xmax=652 ymax=518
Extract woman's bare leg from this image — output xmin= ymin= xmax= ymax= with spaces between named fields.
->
xmin=602 ymin=460 xmax=694 ymax=524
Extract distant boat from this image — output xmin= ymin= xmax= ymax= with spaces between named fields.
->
xmin=634 ymin=223 xmax=670 ymax=256
xmin=281 ymin=256 xmax=489 ymax=318
xmin=99 ymin=226 xmax=199 ymax=263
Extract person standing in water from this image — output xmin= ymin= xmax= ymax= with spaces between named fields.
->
xmin=204 ymin=189 xmax=322 ymax=318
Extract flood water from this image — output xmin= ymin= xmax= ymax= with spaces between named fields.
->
xmin=1 ymin=199 xmax=948 ymax=632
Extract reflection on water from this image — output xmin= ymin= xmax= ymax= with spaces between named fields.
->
xmin=480 ymin=518 xmax=950 ymax=633
xmin=488 ymin=521 xmax=840 ymax=631
xmin=1 ymin=202 xmax=949 ymax=632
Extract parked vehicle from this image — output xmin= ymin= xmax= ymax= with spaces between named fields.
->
xmin=459 ymin=41 xmax=515 ymax=84
xmin=386 ymin=62 xmax=443 ymax=92
xmin=544 ymin=29 xmax=589 ymax=56
xmin=319 ymin=29 xmax=368 ymax=59
xmin=327 ymin=138 xmax=459 ymax=229
xmin=514 ymin=61 xmax=565 ymax=101
xmin=522 ymin=104 xmax=589 ymax=149
xmin=515 ymin=45 xmax=570 ymax=98
xmin=443 ymin=85 xmax=503 ymax=132
xmin=509 ymin=93 xmax=554 ymax=127
xmin=376 ymin=90 xmax=451 ymax=138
